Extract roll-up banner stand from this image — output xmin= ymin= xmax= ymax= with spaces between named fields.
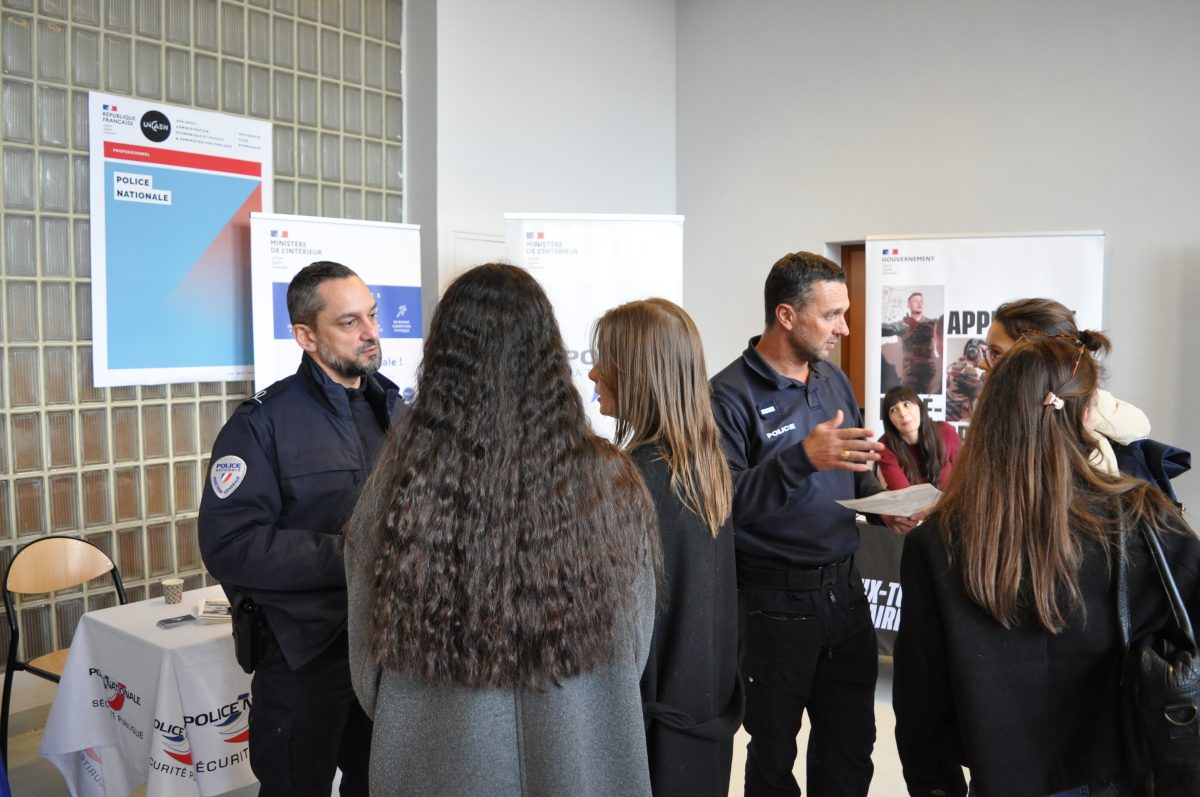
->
xmin=504 ymin=213 xmax=684 ymax=439
xmin=859 ymin=230 xmax=1104 ymax=654
xmin=865 ymin=231 xmax=1104 ymax=432
xmin=249 ymin=213 xmax=422 ymax=397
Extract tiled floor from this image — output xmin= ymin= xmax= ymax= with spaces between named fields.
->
xmin=10 ymin=660 xmax=907 ymax=796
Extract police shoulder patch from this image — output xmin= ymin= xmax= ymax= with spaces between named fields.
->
xmin=210 ymin=455 xmax=248 ymax=499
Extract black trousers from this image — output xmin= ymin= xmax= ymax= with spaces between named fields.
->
xmin=248 ymin=630 xmax=372 ymax=797
xmin=738 ymin=563 xmax=877 ymax=797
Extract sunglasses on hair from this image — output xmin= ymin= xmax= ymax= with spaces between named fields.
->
xmin=1015 ymin=329 xmax=1087 ymax=379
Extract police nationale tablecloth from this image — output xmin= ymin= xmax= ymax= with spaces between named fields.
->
xmin=40 ymin=585 xmax=254 ymax=797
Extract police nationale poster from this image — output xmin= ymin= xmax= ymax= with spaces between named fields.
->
xmin=248 ymin=214 xmax=423 ymax=397
xmin=89 ymin=92 xmax=272 ymax=386
xmin=863 ymin=232 xmax=1105 ymax=433
xmin=504 ymin=213 xmax=684 ymax=439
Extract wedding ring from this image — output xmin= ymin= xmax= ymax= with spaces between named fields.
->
xmin=839 ymin=449 xmax=850 ymax=461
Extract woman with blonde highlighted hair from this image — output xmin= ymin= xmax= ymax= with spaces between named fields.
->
xmin=591 ymin=297 xmax=741 ymax=796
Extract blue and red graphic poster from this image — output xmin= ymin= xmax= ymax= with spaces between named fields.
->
xmin=90 ymin=93 xmax=272 ymax=385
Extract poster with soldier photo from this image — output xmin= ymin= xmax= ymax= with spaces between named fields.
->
xmin=863 ymin=233 xmax=1104 ymax=435
xmin=880 ymin=285 xmax=944 ymax=404
xmin=858 ymin=233 xmax=1103 ymax=652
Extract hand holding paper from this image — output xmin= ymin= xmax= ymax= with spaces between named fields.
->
xmin=836 ymin=483 xmax=942 ymax=517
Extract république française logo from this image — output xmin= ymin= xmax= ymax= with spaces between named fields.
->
xmin=140 ymin=110 xmax=171 ymax=143
xmin=880 ymin=247 xmax=935 ymax=263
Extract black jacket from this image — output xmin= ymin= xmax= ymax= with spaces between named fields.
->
xmin=199 ymin=354 xmax=401 ymax=670
xmin=710 ymin=338 xmax=884 ymax=567
xmin=633 ymin=445 xmax=741 ymax=796
xmin=894 ymin=511 xmax=1200 ymax=797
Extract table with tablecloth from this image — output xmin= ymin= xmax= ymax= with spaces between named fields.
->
xmin=40 ymin=585 xmax=254 ymax=796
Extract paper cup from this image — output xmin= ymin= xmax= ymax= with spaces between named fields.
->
xmin=162 ymin=578 xmax=184 ymax=605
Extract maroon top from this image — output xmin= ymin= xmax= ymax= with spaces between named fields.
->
xmin=877 ymin=421 xmax=961 ymax=490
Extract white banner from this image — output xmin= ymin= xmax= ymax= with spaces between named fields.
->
xmin=249 ymin=214 xmax=422 ymax=397
xmin=504 ymin=213 xmax=684 ymax=438
xmin=864 ymin=232 xmax=1104 ymax=433
xmin=88 ymin=92 xmax=272 ymax=386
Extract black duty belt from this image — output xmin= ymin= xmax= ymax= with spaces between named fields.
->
xmin=736 ymin=554 xmax=854 ymax=591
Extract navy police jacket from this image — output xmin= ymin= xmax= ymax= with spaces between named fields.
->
xmin=199 ymin=353 xmax=401 ymax=670
xmin=711 ymin=337 xmax=884 ymax=567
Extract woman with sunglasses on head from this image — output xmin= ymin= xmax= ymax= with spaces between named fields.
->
xmin=877 ymin=385 xmax=962 ymax=491
xmin=982 ymin=298 xmax=1149 ymax=474
xmin=893 ymin=333 xmax=1200 ymax=797
xmin=590 ymin=298 xmax=741 ymax=797
xmin=343 ymin=264 xmax=660 ymax=796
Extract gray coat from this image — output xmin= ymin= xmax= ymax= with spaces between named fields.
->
xmin=346 ymin=520 xmax=655 ymax=796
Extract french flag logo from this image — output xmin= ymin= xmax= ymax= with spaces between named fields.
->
xmin=882 ymin=248 xmax=898 ymax=255
xmin=271 ymin=230 xmax=289 ymax=238
xmin=103 ymin=104 xmax=118 ymax=111
xmin=525 ymin=231 xmax=545 ymax=240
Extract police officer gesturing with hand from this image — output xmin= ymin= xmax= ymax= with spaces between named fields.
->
xmin=711 ymin=252 xmax=919 ymax=796
xmin=199 ymin=262 xmax=401 ymax=797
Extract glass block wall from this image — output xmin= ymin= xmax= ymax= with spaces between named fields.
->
xmin=0 ymin=0 xmax=404 ymax=669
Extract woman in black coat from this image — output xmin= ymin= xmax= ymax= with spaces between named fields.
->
xmin=893 ymin=332 xmax=1200 ymax=797
xmin=591 ymin=298 xmax=741 ymax=796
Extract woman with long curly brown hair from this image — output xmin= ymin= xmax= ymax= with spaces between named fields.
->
xmin=344 ymin=264 xmax=660 ymax=796
xmin=590 ymin=298 xmax=740 ymax=796
xmin=893 ymin=332 xmax=1200 ymax=797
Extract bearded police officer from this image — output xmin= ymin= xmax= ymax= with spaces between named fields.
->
xmin=199 ymin=262 xmax=401 ymax=796
xmin=711 ymin=252 xmax=918 ymax=796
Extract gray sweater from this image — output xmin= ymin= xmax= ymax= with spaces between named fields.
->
xmin=346 ymin=522 xmax=655 ymax=796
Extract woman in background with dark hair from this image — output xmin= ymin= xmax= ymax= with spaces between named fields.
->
xmin=877 ymin=385 xmax=961 ymax=490
xmin=894 ymin=333 xmax=1200 ymax=797
xmin=344 ymin=264 xmax=660 ymax=796
xmin=984 ymin=297 xmax=1149 ymax=474
xmin=591 ymin=298 xmax=740 ymax=796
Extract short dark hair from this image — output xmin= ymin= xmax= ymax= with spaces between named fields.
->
xmin=908 ymin=292 xmax=924 ymax=302
xmin=287 ymin=261 xmax=357 ymax=327
xmin=763 ymin=252 xmax=845 ymax=326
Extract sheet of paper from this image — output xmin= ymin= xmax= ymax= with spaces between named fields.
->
xmin=836 ymin=483 xmax=942 ymax=516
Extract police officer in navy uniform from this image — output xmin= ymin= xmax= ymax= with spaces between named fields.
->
xmin=710 ymin=252 xmax=920 ymax=797
xmin=199 ymin=261 xmax=401 ymax=797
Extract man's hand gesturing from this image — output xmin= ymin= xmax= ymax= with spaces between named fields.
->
xmin=802 ymin=410 xmax=884 ymax=472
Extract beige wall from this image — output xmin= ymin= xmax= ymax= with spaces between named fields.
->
xmin=676 ymin=0 xmax=1200 ymax=511
xmin=434 ymin=0 xmax=677 ymax=287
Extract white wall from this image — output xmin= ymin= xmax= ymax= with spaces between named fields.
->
xmin=676 ymin=0 xmax=1200 ymax=511
xmin=435 ymin=0 xmax=677 ymax=286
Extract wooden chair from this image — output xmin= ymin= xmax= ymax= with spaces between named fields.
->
xmin=2 ymin=536 xmax=127 ymax=763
